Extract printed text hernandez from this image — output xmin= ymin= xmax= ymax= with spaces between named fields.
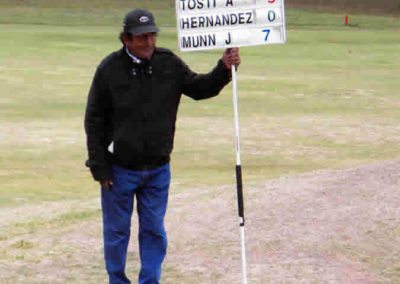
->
xmin=180 ymin=11 xmax=254 ymax=30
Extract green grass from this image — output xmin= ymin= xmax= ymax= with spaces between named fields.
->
xmin=0 ymin=2 xmax=400 ymax=207
xmin=0 ymin=209 xmax=101 ymax=242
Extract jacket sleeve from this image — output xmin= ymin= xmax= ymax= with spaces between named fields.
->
xmin=178 ymin=57 xmax=231 ymax=100
xmin=84 ymin=66 xmax=112 ymax=182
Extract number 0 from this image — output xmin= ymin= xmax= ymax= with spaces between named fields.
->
xmin=268 ymin=0 xmax=276 ymax=3
xmin=262 ymin=29 xmax=270 ymax=42
xmin=268 ymin=11 xmax=276 ymax=22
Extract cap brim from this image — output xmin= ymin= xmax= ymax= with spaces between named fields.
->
xmin=127 ymin=25 xmax=159 ymax=36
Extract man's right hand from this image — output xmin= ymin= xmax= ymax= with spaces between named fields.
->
xmin=100 ymin=180 xmax=113 ymax=190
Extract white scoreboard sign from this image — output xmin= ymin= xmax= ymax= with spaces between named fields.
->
xmin=176 ymin=0 xmax=287 ymax=51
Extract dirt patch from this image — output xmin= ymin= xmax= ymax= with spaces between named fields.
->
xmin=168 ymin=159 xmax=400 ymax=283
xmin=0 ymin=160 xmax=399 ymax=283
xmin=0 ymin=120 xmax=82 ymax=151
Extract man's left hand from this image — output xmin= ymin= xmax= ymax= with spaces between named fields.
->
xmin=222 ymin=48 xmax=241 ymax=70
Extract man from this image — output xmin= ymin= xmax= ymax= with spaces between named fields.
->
xmin=84 ymin=8 xmax=240 ymax=284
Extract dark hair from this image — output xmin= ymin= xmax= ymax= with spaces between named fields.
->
xmin=119 ymin=32 xmax=133 ymax=45
xmin=118 ymin=31 xmax=158 ymax=45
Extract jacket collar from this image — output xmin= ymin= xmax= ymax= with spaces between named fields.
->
xmin=125 ymin=46 xmax=142 ymax=64
xmin=118 ymin=46 xmax=156 ymax=65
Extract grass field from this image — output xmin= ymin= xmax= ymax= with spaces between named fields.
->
xmin=289 ymin=0 xmax=400 ymax=14
xmin=1 ymin=0 xmax=400 ymax=283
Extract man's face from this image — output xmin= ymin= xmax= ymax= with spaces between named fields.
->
xmin=124 ymin=32 xmax=157 ymax=60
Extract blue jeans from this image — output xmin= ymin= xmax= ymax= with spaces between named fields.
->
xmin=101 ymin=163 xmax=170 ymax=284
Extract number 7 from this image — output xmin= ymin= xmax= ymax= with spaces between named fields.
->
xmin=262 ymin=29 xmax=270 ymax=41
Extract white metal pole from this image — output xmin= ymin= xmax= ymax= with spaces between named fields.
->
xmin=231 ymin=64 xmax=248 ymax=284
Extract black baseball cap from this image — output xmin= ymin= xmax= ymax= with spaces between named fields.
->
xmin=123 ymin=9 xmax=159 ymax=36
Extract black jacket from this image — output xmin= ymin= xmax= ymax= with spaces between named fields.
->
xmin=84 ymin=47 xmax=231 ymax=181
